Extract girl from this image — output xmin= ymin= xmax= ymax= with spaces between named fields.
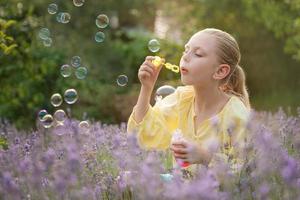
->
xmin=127 ymin=28 xmax=251 ymax=173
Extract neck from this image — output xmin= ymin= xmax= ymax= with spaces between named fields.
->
xmin=193 ymin=85 xmax=230 ymax=115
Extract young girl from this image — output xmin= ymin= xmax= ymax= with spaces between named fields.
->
xmin=127 ymin=28 xmax=251 ymax=173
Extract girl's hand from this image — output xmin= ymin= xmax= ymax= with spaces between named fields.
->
xmin=170 ymin=140 xmax=212 ymax=166
xmin=138 ymin=56 xmax=163 ymax=90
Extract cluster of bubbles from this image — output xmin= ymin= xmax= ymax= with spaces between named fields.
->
xmin=95 ymin=14 xmax=109 ymax=43
xmin=38 ymin=28 xmax=53 ymax=47
xmin=37 ymin=2 xmax=93 ymax=131
xmin=38 ymin=88 xmax=79 ymax=129
xmin=48 ymin=3 xmax=71 ymax=24
xmin=38 ymin=2 xmax=171 ymax=131
xmin=61 ymin=56 xmax=88 ymax=80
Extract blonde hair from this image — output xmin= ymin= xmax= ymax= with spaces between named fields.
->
xmin=201 ymin=28 xmax=251 ymax=109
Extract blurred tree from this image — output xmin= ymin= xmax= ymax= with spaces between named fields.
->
xmin=1 ymin=0 xmax=299 ymax=130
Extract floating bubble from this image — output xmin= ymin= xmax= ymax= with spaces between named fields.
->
xmin=78 ymin=121 xmax=90 ymax=133
xmin=95 ymin=31 xmax=105 ymax=43
xmin=61 ymin=12 xmax=71 ymax=24
xmin=38 ymin=109 xmax=48 ymax=121
xmin=73 ymin=0 xmax=85 ymax=7
xmin=42 ymin=114 xmax=54 ymax=128
xmin=156 ymin=85 xmax=176 ymax=99
xmin=51 ymin=93 xmax=63 ymax=107
xmin=75 ymin=67 xmax=87 ymax=79
xmin=54 ymin=109 xmax=67 ymax=122
xmin=64 ymin=89 xmax=78 ymax=104
xmin=43 ymin=37 xmax=53 ymax=47
xmin=71 ymin=56 xmax=81 ymax=68
xmin=53 ymin=122 xmax=65 ymax=136
xmin=48 ymin=3 xmax=58 ymax=15
xmin=38 ymin=28 xmax=50 ymax=40
xmin=96 ymin=14 xmax=109 ymax=28
xmin=56 ymin=12 xmax=63 ymax=23
xmin=56 ymin=12 xmax=71 ymax=24
xmin=116 ymin=75 xmax=128 ymax=87
xmin=148 ymin=39 xmax=160 ymax=52
xmin=60 ymin=64 xmax=72 ymax=78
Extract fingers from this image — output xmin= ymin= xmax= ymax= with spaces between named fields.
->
xmin=145 ymin=56 xmax=155 ymax=61
xmin=139 ymin=62 xmax=155 ymax=77
xmin=138 ymin=70 xmax=151 ymax=79
xmin=174 ymin=153 xmax=187 ymax=159
xmin=171 ymin=140 xmax=188 ymax=148
xmin=170 ymin=145 xmax=188 ymax=154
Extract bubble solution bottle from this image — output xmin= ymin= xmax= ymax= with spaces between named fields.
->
xmin=171 ymin=129 xmax=190 ymax=168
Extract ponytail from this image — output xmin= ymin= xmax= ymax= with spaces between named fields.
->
xmin=200 ymin=28 xmax=251 ymax=109
xmin=223 ymin=65 xmax=251 ymax=109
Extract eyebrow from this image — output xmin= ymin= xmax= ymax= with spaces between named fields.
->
xmin=184 ymin=44 xmax=206 ymax=52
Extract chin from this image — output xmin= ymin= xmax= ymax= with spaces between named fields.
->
xmin=180 ymin=77 xmax=193 ymax=85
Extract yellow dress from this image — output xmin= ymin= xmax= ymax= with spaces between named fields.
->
xmin=127 ymin=86 xmax=251 ymax=173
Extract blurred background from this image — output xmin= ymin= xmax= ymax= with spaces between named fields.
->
xmin=0 ymin=0 xmax=299 ymax=130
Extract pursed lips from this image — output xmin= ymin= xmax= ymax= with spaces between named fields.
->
xmin=180 ymin=67 xmax=189 ymax=74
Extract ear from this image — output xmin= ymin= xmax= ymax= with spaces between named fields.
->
xmin=213 ymin=64 xmax=231 ymax=80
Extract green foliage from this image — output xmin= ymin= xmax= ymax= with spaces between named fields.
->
xmin=241 ymin=0 xmax=300 ymax=60
xmin=0 ymin=137 xmax=8 ymax=150
xmin=0 ymin=19 xmax=18 ymax=54
xmin=0 ymin=0 xmax=299 ymax=130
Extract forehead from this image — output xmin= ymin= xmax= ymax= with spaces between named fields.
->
xmin=185 ymin=32 xmax=217 ymax=53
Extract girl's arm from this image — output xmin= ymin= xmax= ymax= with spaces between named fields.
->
xmin=133 ymin=56 xmax=162 ymax=123
xmin=133 ymin=85 xmax=152 ymax=123
xmin=127 ymin=56 xmax=179 ymax=150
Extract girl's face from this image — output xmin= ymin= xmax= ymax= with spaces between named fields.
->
xmin=179 ymin=31 xmax=220 ymax=87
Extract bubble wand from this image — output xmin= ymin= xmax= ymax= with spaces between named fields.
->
xmin=152 ymin=56 xmax=180 ymax=73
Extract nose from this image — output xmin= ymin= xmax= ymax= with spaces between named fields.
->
xmin=182 ymin=51 xmax=190 ymax=63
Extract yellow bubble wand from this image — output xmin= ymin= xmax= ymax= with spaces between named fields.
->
xmin=152 ymin=56 xmax=180 ymax=73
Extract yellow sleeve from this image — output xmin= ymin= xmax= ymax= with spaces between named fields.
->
xmin=127 ymin=90 xmax=179 ymax=150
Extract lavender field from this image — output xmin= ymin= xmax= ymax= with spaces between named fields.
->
xmin=0 ymin=108 xmax=299 ymax=200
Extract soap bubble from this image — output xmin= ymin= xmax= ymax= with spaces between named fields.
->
xmin=48 ymin=3 xmax=58 ymax=15
xmin=155 ymin=85 xmax=176 ymax=101
xmin=53 ymin=122 xmax=65 ymax=136
xmin=56 ymin=12 xmax=71 ymax=23
xmin=43 ymin=37 xmax=53 ymax=47
xmin=148 ymin=39 xmax=160 ymax=52
xmin=41 ymin=114 xmax=54 ymax=128
xmin=61 ymin=12 xmax=71 ymax=24
xmin=56 ymin=12 xmax=63 ymax=23
xmin=38 ymin=28 xmax=50 ymax=40
xmin=51 ymin=93 xmax=63 ymax=107
xmin=79 ymin=121 xmax=90 ymax=134
xmin=95 ymin=31 xmax=105 ymax=43
xmin=96 ymin=14 xmax=109 ymax=28
xmin=60 ymin=64 xmax=72 ymax=78
xmin=54 ymin=109 xmax=67 ymax=122
xmin=38 ymin=109 xmax=48 ymax=121
xmin=75 ymin=67 xmax=87 ymax=79
xmin=64 ymin=89 xmax=78 ymax=104
xmin=71 ymin=56 xmax=81 ymax=68
xmin=73 ymin=0 xmax=85 ymax=7
xmin=116 ymin=75 xmax=128 ymax=87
